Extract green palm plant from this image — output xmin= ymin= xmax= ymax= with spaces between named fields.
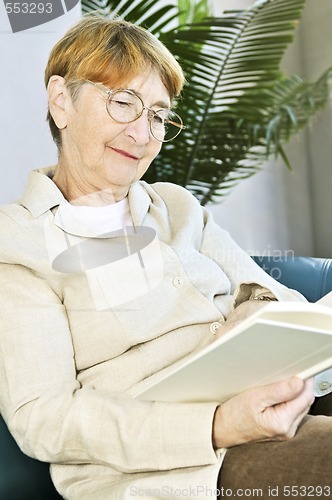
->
xmin=81 ymin=0 xmax=332 ymax=204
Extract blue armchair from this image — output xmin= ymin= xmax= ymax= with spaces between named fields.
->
xmin=1 ymin=256 xmax=331 ymax=498
xmin=252 ymin=255 xmax=332 ymax=302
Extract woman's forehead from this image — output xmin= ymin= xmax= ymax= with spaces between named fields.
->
xmin=108 ymin=71 xmax=171 ymax=105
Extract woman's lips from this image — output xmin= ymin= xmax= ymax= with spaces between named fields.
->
xmin=110 ymin=147 xmax=140 ymax=161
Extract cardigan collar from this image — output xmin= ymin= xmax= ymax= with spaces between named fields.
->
xmin=19 ymin=166 xmax=152 ymax=236
xmin=20 ymin=166 xmax=64 ymax=218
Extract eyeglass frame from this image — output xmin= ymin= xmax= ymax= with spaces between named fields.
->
xmin=84 ymin=80 xmax=185 ymax=143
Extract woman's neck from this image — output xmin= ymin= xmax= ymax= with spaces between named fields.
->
xmin=52 ymin=163 xmax=129 ymax=206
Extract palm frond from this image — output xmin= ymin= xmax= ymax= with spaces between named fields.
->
xmin=177 ymin=0 xmax=211 ymax=24
xmin=102 ymin=0 xmax=179 ymax=34
xmin=82 ymin=0 xmax=107 ymax=15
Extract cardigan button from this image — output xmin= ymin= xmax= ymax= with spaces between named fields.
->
xmin=172 ymin=276 xmax=183 ymax=288
xmin=319 ymin=381 xmax=332 ymax=392
xmin=210 ymin=321 xmax=222 ymax=334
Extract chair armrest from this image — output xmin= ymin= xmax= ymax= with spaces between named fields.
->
xmin=252 ymin=256 xmax=332 ymax=302
xmin=0 ymin=416 xmax=61 ymax=498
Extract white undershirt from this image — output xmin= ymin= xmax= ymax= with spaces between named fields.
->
xmin=60 ymin=196 xmax=133 ymax=234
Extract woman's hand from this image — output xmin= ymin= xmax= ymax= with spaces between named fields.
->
xmin=212 ymin=376 xmax=315 ymax=449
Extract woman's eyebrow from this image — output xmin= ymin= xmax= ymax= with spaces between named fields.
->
xmin=154 ymin=101 xmax=171 ymax=110
xmin=128 ymin=89 xmax=171 ymax=109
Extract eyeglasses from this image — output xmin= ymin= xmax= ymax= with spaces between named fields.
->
xmin=86 ymin=81 xmax=185 ymax=142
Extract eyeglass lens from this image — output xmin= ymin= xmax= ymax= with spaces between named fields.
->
xmin=106 ymin=90 xmax=183 ymax=142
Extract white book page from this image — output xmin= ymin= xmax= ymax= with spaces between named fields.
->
xmin=257 ymin=301 xmax=332 ymax=332
xmin=136 ymin=313 xmax=332 ymax=403
xmin=314 ymin=291 xmax=332 ymax=396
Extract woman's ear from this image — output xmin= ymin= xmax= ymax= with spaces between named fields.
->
xmin=47 ymin=75 xmax=70 ymax=130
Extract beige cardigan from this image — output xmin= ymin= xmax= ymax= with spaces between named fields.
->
xmin=0 ymin=167 xmax=304 ymax=499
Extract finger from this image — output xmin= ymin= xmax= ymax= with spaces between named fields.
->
xmin=304 ymin=377 xmax=315 ymax=398
xmin=275 ymin=404 xmax=312 ymax=440
xmin=272 ymin=378 xmax=315 ymax=423
xmin=260 ymin=380 xmax=314 ymax=439
xmin=256 ymin=376 xmax=306 ymax=410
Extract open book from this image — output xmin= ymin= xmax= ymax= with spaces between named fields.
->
xmin=136 ymin=295 xmax=332 ymax=403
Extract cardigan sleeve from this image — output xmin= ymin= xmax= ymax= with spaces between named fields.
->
xmin=198 ymin=206 xmax=307 ymax=307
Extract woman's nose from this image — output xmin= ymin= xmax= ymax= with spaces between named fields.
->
xmin=125 ymin=111 xmax=151 ymax=144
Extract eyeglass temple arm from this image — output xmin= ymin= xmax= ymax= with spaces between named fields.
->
xmin=167 ymin=120 xmax=186 ymax=130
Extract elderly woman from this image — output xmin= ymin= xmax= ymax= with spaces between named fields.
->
xmin=0 ymin=15 xmax=331 ymax=500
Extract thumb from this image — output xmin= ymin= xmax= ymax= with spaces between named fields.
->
xmin=259 ymin=376 xmax=305 ymax=409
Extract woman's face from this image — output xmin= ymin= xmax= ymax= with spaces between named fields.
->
xmin=56 ymin=70 xmax=169 ymax=202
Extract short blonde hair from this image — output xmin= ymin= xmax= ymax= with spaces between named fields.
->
xmin=45 ymin=14 xmax=185 ymax=146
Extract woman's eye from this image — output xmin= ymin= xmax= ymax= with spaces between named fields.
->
xmin=153 ymin=114 xmax=164 ymax=125
xmin=113 ymin=100 xmax=133 ymax=108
